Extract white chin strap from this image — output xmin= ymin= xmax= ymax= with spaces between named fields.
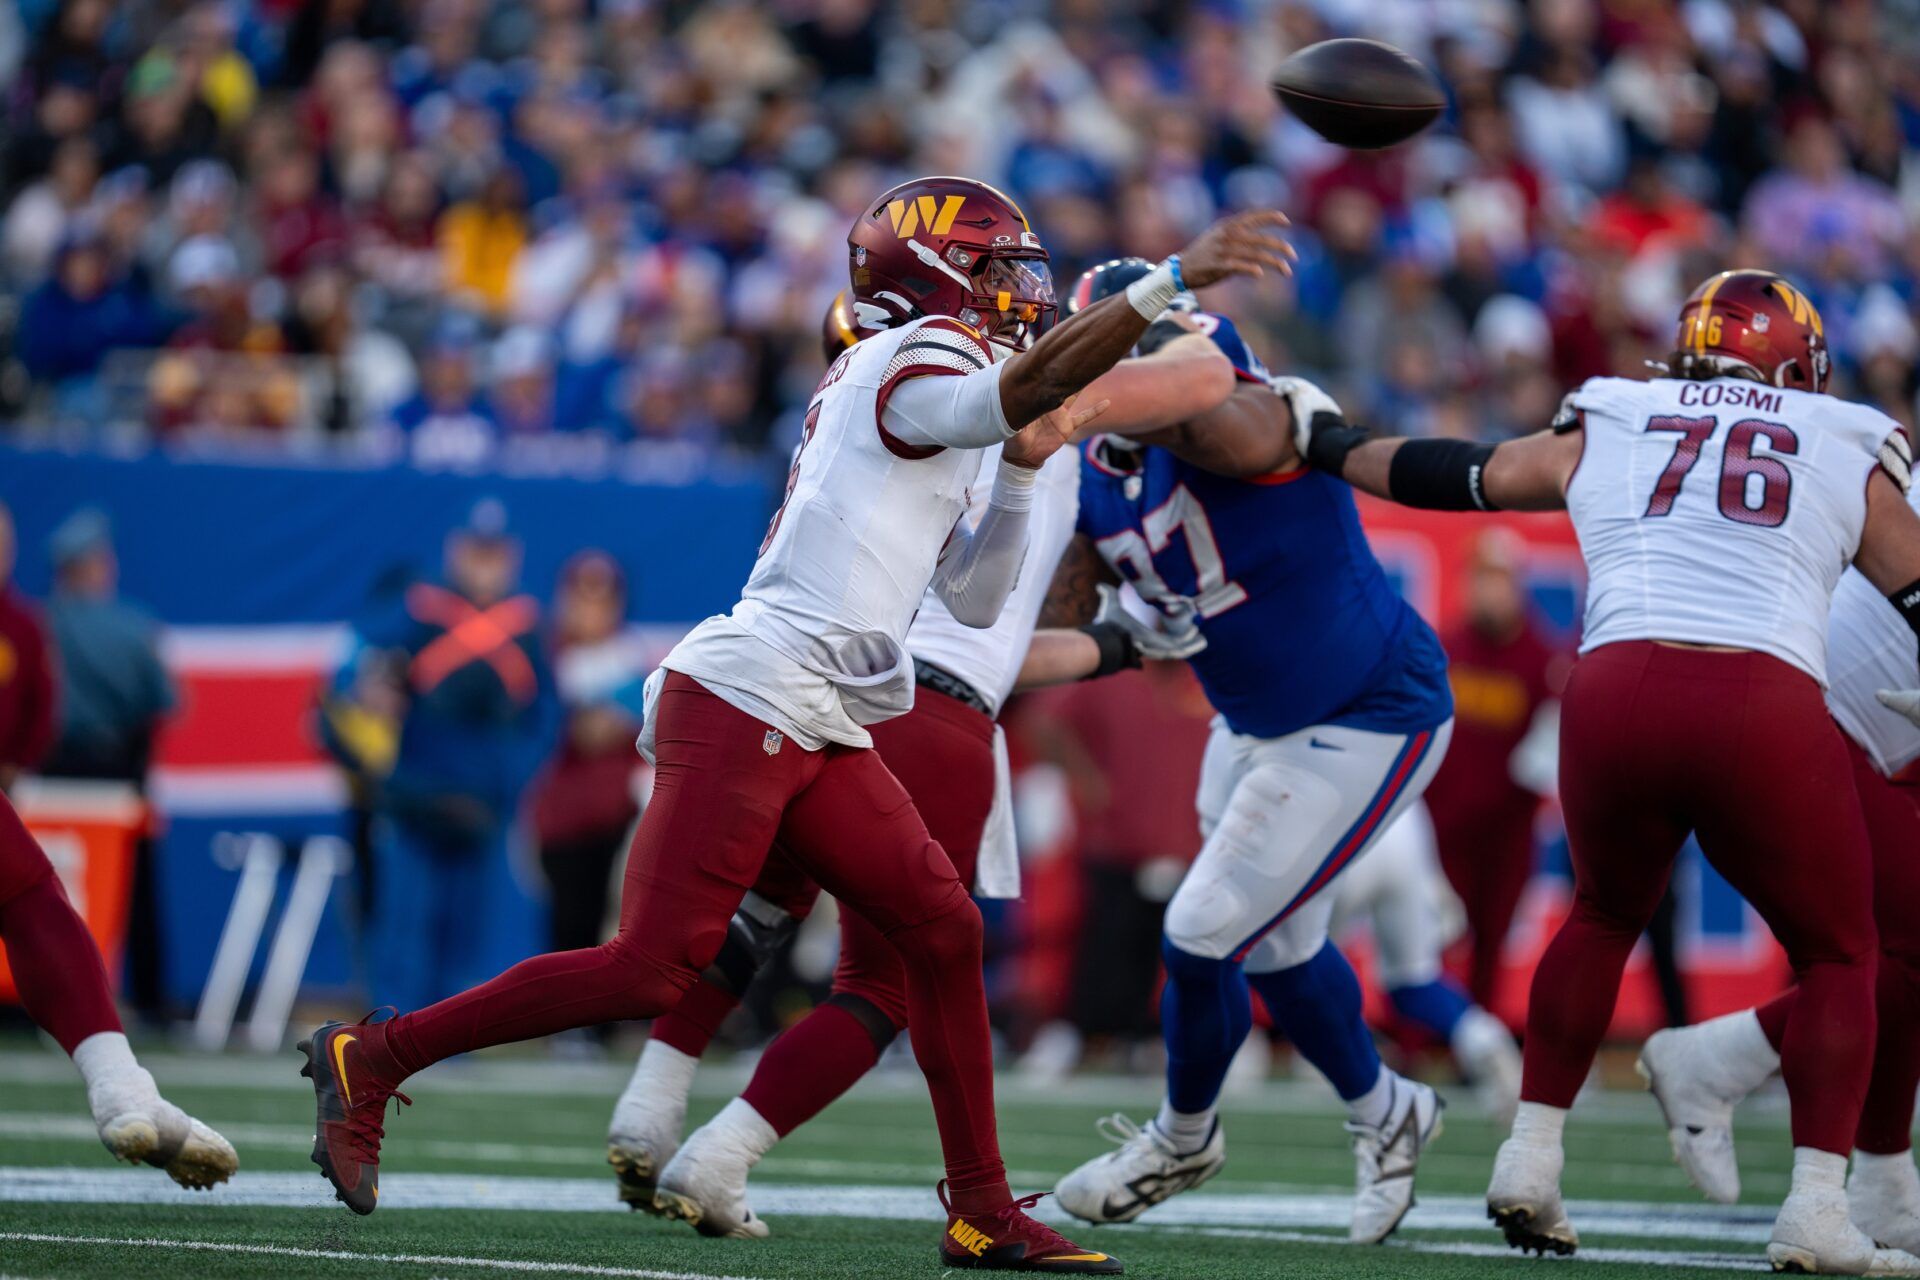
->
xmin=907 ymin=237 xmax=976 ymax=292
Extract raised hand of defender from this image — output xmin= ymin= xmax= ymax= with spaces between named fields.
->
xmin=1005 ymin=394 xmax=1108 ymax=469
xmin=1176 ymin=210 xmax=1296 ymax=289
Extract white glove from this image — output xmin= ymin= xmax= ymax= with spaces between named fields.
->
xmin=1266 ymin=374 xmax=1345 ymax=463
xmin=1094 ymin=584 xmax=1208 ymax=661
xmin=1876 ymin=687 xmax=1920 ymax=728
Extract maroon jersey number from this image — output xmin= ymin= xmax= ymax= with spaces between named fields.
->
xmin=1718 ymin=418 xmax=1798 ymax=528
xmin=1643 ymin=414 xmax=1715 ymax=517
xmin=1642 ymin=414 xmax=1797 ymax=528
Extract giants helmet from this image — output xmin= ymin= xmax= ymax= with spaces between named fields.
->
xmin=1670 ymin=269 xmax=1830 ymax=395
xmin=1067 ymin=257 xmax=1154 ymax=314
xmin=820 ymin=288 xmax=876 ymax=365
xmin=848 ymin=176 xmax=1055 ymax=348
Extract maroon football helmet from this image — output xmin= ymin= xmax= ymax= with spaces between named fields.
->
xmin=820 ymin=288 xmax=876 ymax=365
xmin=1670 ymin=269 xmax=1830 ymax=394
xmin=848 ymin=176 xmax=1055 ymax=348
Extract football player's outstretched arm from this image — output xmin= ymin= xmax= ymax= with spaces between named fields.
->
xmin=1072 ymin=333 xmax=1236 ymax=442
xmin=1277 ymin=378 xmax=1579 ymax=512
xmin=997 ymin=211 xmax=1295 ymax=430
xmin=1853 ymin=469 xmax=1920 ymax=726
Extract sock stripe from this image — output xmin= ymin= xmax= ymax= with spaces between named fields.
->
xmin=1230 ymin=728 xmax=1434 ymax=963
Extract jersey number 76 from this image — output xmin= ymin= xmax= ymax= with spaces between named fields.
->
xmin=1643 ymin=414 xmax=1798 ymax=528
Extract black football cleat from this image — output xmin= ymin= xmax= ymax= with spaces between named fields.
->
xmin=298 ymin=1015 xmax=409 ymax=1215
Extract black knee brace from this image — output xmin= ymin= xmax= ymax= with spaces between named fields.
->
xmin=825 ymin=991 xmax=902 ymax=1055
xmin=700 ymin=894 xmax=801 ymax=996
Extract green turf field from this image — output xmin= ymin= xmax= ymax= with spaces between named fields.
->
xmin=0 ymin=1038 xmax=1796 ymax=1278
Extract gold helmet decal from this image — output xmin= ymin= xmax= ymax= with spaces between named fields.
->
xmin=886 ymin=195 xmax=966 ymax=238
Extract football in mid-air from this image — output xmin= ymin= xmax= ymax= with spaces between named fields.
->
xmin=1270 ymin=38 xmax=1444 ymax=150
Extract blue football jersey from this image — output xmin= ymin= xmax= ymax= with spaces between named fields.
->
xmin=1077 ymin=315 xmax=1452 ymax=740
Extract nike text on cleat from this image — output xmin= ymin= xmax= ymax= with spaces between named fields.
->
xmin=1349 ymin=1077 xmax=1443 ymax=1243
xmin=1054 ymin=1114 xmax=1224 ymax=1225
xmin=299 ymin=1015 xmax=409 ymax=1215
xmin=939 ymin=1182 xmax=1123 ymax=1273
xmin=1487 ymin=1135 xmax=1579 ymax=1256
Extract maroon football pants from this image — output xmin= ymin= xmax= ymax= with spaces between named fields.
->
xmin=1522 ymin=641 xmax=1877 ymax=1155
xmin=1434 ymin=808 xmax=1535 ymax=1010
xmin=652 ymin=685 xmax=997 ymax=1137
xmin=1754 ymin=735 xmax=1920 ymax=1154
xmin=0 ymin=790 xmax=123 ymax=1054
xmin=372 ymin=673 xmax=1009 ymax=1203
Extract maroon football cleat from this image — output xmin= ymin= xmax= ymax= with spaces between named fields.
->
xmin=298 ymin=1015 xmax=410 ymax=1215
xmin=938 ymin=1182 xmax=1123 ymax=1273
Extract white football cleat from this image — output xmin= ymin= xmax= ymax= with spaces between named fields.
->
xmin=1055 ymin=1114 xmax=1226 ymax=1224
xmin=606 ymin=1042 xmax=696 ymax=1213
xmin=1770 ymin=1184 xmax=1920 ymax=1275
xmin=97 ymin=1099 xmax=236 ymax=1190
xmin=1851 ymin=1153 xmax=1920 ymax=1258
xmin=1487 ymin=1135 xmax=1579 ymax=1256
xmin=652 ymin=1120 xmax=771 ymax=1239
xmin=1349 ymin=1076 xmax=1443 ymax=1244
xmin=1453 ymin=1007 xmax=1522 ymax=1129
xmin=1638 ymin=1025 xmax=1749 ymax=1204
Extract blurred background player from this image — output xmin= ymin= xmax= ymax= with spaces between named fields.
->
xmin=604 ymin=287 xmax=1218 ymax=1238
xmin=1330 ymin=803 xmax=1522 ymax=1126
xmin=1289 ymin=268 xmax=1920 ymax=1273
xmin=1051 ymin=261 xmax=1454 ymax=1246
xmin=332 ymin=499 xmax=557 ymax=1013
xmin=1422 ymin=528 xmax=1564 ymax=1014
xmin=1638 ymin=480 xmax=1920 ymax=1255
xmin=0 ymin=502 xmax=57 ymax=793
xmin=39 ymin=508 xmax=174 ymax=1024
xmin=0 ymin=788 xmax=236 ymax=1187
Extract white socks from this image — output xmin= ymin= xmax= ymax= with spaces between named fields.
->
xmin=1347 ymin=1065 xmax=1395 ymax=1130
xmin=1512 ymin=1101 xmax=1568 ymax=1148
xmin=73 ymin=1032 xmax=164 ymax=1126
xmin=1792 ymin=1146 xmax=1849 ymax=1194
xmin=1154 ymin=1101 xmax=1216 ymax=1155
xmin=610 ymin=1039 xmax=699 ymax=1141
xmin=701 ymin=1097 xmax=780 ymax=1166
xmin=1853 ymin=1149 xmax=1920 ymax=1194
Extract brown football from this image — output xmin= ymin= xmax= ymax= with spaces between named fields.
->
xmin=1270 ymin=38 xmax=1444 ymax=150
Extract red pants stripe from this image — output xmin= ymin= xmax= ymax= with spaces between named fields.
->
xmin=376 ymin=674 xmax=1008 ymax=1200
xmin=1755 ymin=735 xmax=1920 ymax=1154
xmin=0 ymin=791 xmax=122 ymax=1053
xmin=1523 ymin=641 xmax=1877 ymax=1155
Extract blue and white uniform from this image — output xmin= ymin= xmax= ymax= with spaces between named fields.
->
xmin=1077 ymin=313 xmax=1454 ymax=973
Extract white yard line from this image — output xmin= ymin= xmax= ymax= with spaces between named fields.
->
xmin=0 ymin=1233 xmax=755 ymax=1280
xmin=0 ymin=1167 xmax=1777 ymax=1243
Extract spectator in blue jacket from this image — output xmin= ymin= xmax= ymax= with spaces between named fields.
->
xmin=336 ymin=499 xmax=558 ymax=1012
xmin=18 ymin=226 xmax=174 ymax=419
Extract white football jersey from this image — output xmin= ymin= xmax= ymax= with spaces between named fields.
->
xmin=664 ymin=316 xmax=1010 ymax=748
xmin=1563 ymin=375 xmax=1902 ymax=684
xmin=1826 ymin=484 xmax=1920 ymax=777
xmin=907 ymin=442 xmax=1080 ymax=717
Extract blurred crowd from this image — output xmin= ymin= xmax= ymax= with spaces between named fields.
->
xmin=0 ymin=0 xmax=1917 ymax=472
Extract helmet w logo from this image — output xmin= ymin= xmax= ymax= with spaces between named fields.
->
xmin=887 ymin=195 xmax=965 ymax=238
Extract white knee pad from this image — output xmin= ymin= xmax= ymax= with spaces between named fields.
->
xmin=1169 ymin=762 xmax=1336 ymax=960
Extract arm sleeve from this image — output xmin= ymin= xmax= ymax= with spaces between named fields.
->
xmin=931 ymin=459 xmax=1037 ymax=627
xmin=876 ymin=322 xmax=1014 ymax=451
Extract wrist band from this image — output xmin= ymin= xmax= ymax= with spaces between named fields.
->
xmin=1167 ymin=255 xmax=1186 ymax=292
xmin=990 ymin=456 xmax=1039 ymax=509
xmin=1124 ymin=260 xmax=1181 ymax=320
xmin=1078 ymin=622 xmax=1142 ymax=678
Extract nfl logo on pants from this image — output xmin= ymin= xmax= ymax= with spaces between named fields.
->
xmin=763 ymin=729 xmax=784 ymax=756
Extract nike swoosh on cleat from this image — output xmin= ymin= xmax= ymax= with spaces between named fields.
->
xmin=332 ymin=1033 xmax=358 ymax=1106
xmin=1308 ymin=737 xmax=1344 ymax=750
